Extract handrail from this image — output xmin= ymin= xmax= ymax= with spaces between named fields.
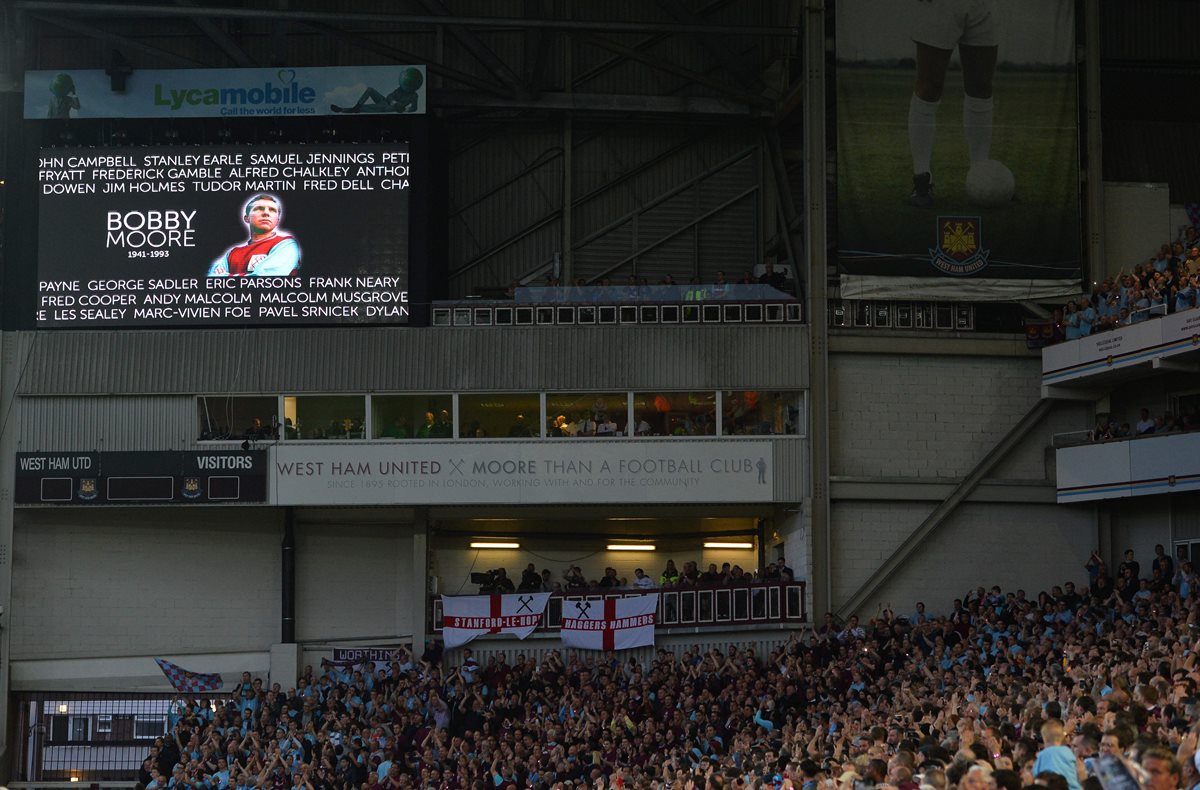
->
xmin=435 ymin=282 xmax=797 ymax=306
xmin=1056 ymin=424 xmax=1200 ymax=449
xmin=1038 ymin=299 xmax=1187 ymax=348
xmin=1051 ymin=429 xmax=1094 ymax=448
xmin=430 ymin=580 xmax=807 ymax=634
xmin=1132 ymin=302 xmax=1169 ymax=319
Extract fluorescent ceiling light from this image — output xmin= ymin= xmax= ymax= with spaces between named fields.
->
xmin=607 ymin=543 xmax=656 ymax=551
xmin=703 ymin=541 xmax=754 ymax=549
xmin=470 ymin=541 xmax=520 ymax=549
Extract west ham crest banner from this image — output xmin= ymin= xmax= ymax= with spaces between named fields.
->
xmin=835 ymin=0 xmax=1081 ymax=301
xmin=561 ymin=594 xmax=658 ymax=652
xmin=440 ymin=593 xmax=551 ymax=648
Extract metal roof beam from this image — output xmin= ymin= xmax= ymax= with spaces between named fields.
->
xmin=299 ymin=21 xmax=511 ymax=97
xmin=414 ymin=0 xmax=529 ymax=99
xmin=173 ymin=0 xmax=256 ymax=67
xmin=652 ymin=0 xmax=765 ymax=91
xmin=582 ymin=33 xmax=771 ymax=109
xmin=28 ymin=12 xmax=207 ymax=67
xmin=14 ymin=2 xmax=799 ymax=36
xmin=521 ymin=0 xmax=553 ymax=95
xmin=571 ymin=0 xmax=734 ymax=90
xmin=431 ymin=89 xmax=761 ymax=116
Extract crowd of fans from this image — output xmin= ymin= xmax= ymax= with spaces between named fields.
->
xmin=140 ymin=544 xmax=1200 ymax=790
xmin=1089 ymin=406 xmax=1200 ymax=442
xmin=476 ymin=558 xmax=797 ymax=594
xmin=1053 ymin=231 xmax=1200 ymax=341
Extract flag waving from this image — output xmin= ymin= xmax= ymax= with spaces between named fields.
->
xmin=154 ymin=658 xmax=223 ymax=693
xmin=561 ymin=594 xmax=658 ymax=651
xmin=440 ymin=592 xmax=551 ymax=648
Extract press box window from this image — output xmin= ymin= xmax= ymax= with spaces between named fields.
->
xmin=372 ymin=394 xmax=453 ymax=439
xmin=283 ymin=395 xmax=366 ymax=440
xmin=722 ymin=391 xmax=803 ymax=435
xmin=459 ymin=393 xmax=541 ymax=438
xmin=631 ymin=392 xmax=716 ymax=437
xmin=198 ymin=396 xmax=279 ymax=441
xmin=545 ymin=393 xmax=628 ymax=438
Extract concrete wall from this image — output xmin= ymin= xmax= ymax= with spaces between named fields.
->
xmin=828 ymin=350 xmax=1096 ymax=616
xmin=11 ymin=509 xmax=281 ymax=660
xmin=830 ymin=500 xmax=1095 ymax=616
xmin=1109 ymin=496 xmax=1171 ymax=566
xmin=294 ymin=522 xmax=415 ymax=643
xmin=9 ymin=509 xmax=421 ymax=687
xmin=830 ymin=354 xmax=1076 ymax=480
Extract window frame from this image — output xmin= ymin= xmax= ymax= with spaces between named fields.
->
xmin=367 ymin=393 xmax=456 ymax=441
xmin=191 ymin=390 xmax=806 ymax=441
xmin=134 ymin=715 xmax=166 ymax=740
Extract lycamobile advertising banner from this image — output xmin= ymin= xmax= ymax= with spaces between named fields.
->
xmin=24 ymin=65 xmax=426 ymax=119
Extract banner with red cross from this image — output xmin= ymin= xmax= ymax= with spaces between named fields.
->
xmin=154 ymin=658 xmax=223 ymax=693
xmin=441 ymin=592 xmax=551 ymax=648
xmin=561 ymin=594 xmax=658 ymax=651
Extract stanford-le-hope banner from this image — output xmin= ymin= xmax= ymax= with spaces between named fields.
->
xmin=36 ymin=144 xmax=411 ymax=327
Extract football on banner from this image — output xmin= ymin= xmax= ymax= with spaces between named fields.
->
xmin=965 ymin=159 xmax=1015 ymax=208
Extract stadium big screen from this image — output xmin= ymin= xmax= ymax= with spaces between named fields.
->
xmin=36 ymin=143 xmax=412 ymax=327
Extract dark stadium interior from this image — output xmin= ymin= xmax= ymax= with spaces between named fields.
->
xmin=3 ymin=1 xmax=1200 ymax=789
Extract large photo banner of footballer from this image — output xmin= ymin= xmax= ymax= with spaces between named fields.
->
xmin=35 ymin=143 xmax=412 ymax=327
xmin=835 ymin=0 xmax=1082 ymax=301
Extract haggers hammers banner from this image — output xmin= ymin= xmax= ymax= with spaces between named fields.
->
xmin=561 ymin=594 xmax=658 ymax=651
xmin=440 ymin=593 xmax=551 ymax=648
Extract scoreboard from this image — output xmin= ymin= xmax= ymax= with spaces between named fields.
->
xmin=15 ymin=450 xmax=267 ymax=505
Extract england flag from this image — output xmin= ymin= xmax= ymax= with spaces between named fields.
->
xmin=561 ymin=594 xmax=658 ymax=651
xmin=440 ymin=592 xmax=551 ymax=648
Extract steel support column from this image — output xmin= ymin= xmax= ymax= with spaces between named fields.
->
xmin=1083 ymin=0 xmax=1104 ymax=285
xmin=801 ymin=0 xmax=831 ymax=616
xmin=281 ymin=508 xmax=296 ymax=644
xmin=562 ymin=116 xmax=574 ymax=283
xmin=411 ymin=509 xmax=430 ymax=653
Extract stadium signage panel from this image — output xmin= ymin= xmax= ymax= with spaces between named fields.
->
xmin=1057 ymin=433 xmax=1200 ymax=502
xmin=24 ymin=65 xmax=426 ymax=119
xmin=1042 ymin=309 xmax=1200 ymax=385
xmin=14 ymin=450 xmax=267 ymax=505
xmin=36 ymin=144 xmax=411 ymax=328
xmin=271 ymin=440 xmax=776 ymax=506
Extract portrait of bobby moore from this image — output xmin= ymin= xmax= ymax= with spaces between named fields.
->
xmin=208 ymin=193 xmax=301 ymax=277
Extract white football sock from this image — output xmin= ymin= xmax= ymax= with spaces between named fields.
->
xmin=908 ymin=94 xmax=940 ymax=176
xmin=963 ymin=94 xmax=994 ymax=163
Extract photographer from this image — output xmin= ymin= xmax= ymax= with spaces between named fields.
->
xmin=475 ymin=567 xmax=514 ymax=594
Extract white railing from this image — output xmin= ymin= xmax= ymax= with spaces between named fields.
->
xmin=431 ymin=581 xmax=807 ymax=635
